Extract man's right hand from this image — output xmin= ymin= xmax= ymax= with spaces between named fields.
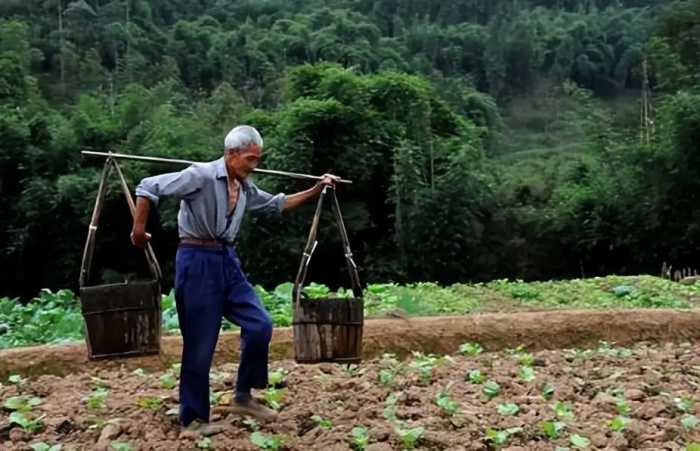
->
xmin=130 ymin=227 xmax=151 ymax=248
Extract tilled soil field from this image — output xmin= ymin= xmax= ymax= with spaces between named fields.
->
xmin=1 ymin=340 xmax=700 ymax=450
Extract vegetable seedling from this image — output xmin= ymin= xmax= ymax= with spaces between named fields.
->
xmin=570 ymin=434 xmax=590 ymax=449
xmin=459 ymin=342 xmax=484 ymax=356
xmin=682 ymin=415 xmax=699 ymax=430
xmin=262 ymin=387 xmax=285 ymax=411
xmin=435 ymin=387 xmax=460 ymax=416
xmin=311 ymin=414 xmax=333 ymax=430
xmin=395 ymin=426 xmax=424 ymax=450
xmin=483 ymin=381 xmax=500 ymax=399
xmin=4 ymin=395 xmax=42 ymax=412
xmin=497 ymin=403 xmax=520 ymax=416
xmin=250 ymin=431 xmax=284 ymax=450
xmin=518 ymin=366 xmax=536 ymax=382
xmin=9 ymin=412 xmax=45 ymax=433
xmin=467 ymin=370 xmax=485 ymax=384
xmin=608 ymin=416 xmax=629 ymax=432
xmin=29 ymin=442 xmax=62 ymax=451
xmin=552 ymin=401 xmax=574 ymax=420
xmin=196 ymin=437 xmax=212 ymax=449
xmin=160 ymin=373 xmax=177 ymax=389
xmin=85 ymin=388 xmax=109 ymax=410
xmin=539 ymin=420 xmax=566 ymax=439
xmin=268 ymin=369 xmax=286 ymax=387
xmin=485 ymin=427 xmax=522 ymax=446
xmin=350 ymin=426 xmax=369 ymax=450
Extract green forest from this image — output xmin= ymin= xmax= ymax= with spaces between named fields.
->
xmin=0 ymin=0 xmax=698 ymax=298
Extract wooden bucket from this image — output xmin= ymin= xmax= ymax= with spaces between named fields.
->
xmin=293 ymin=297 xmax=364 ymax=363
xmin=78 ymin=157 xmax=163 ymax=360
xmin=292 ymin=187 xmax=364 ymax=364
xmin=79 ymin=280 xmax=161 ymax=359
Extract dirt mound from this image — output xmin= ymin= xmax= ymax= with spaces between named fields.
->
xmin=2 ymin=309 xmax=700 ymax=380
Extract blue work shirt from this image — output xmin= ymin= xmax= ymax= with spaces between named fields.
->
xmin=135 ymin=157 xmax=286 ymax=244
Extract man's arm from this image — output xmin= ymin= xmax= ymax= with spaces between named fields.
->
xmin=131 ymin=196 xmax=152 ymax=248
xmin=130 ymin=165 xmax=204 ymax=248
xmin=282 ymin=174 xmax=339 ymax=212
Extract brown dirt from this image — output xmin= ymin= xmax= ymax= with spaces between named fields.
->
xmin=2 ymin=309 xmax=700 ymax=380
xmin=2 ymin=340 xmax=700 ymax=450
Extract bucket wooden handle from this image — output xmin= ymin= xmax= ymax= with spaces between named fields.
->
xmin=292 ymin=186 xmax=362 ymax=307
xmin=79 ymin=156 xmax=162 ymax=288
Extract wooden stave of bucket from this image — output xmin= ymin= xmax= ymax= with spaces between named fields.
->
xmin=292 ymin=297 xmax=364 ymax=364
xmin=79 ymin=280 xmax=162 ymax=360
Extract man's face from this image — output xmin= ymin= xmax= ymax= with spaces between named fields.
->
xmin=225 ymin=144 xmax=261 ymax=180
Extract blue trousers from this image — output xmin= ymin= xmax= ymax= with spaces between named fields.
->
xmin=174 ymin=244 xmax=272 ymax=426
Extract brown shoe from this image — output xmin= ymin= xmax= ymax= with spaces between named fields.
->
xmin=180 ymin=419 xmax=227 ymax=437
xmin=217 ymin=399 xmax=279 ymax=422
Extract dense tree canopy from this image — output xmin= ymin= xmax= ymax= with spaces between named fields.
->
xmin=0 ymin=0 xmax=697 ymax=298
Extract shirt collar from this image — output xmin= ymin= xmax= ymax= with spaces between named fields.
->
xmin=215 ymin=157 xmax=227 ymax=179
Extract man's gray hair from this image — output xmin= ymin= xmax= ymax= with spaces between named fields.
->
xmin=224 ymin=125 xmax=263 ymax=152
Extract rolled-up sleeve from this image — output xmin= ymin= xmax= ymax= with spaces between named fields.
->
xmin=135 ymin=166 xmax=203 ymax=207
xmin=245 ymin=181 xmax=286 ymax=216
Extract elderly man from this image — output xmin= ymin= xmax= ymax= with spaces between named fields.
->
xmin=131 ymin=125 xmax=337 ymax=430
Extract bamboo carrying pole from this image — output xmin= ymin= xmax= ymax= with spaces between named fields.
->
xmin=81 ymin=151 xmax=353 ymax=184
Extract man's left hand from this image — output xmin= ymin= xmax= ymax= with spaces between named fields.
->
xmin=318 ymin=173 xmax=341 ymax=190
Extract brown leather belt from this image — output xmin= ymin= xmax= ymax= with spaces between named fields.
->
xmin=179 ymin=237 xmax=228 ymax=247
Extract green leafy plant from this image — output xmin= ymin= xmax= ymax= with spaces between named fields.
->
xmin=468 ymin=369 xmax=485 ymax=384
xmin=379 ymin=369 xmax=395 ymax=386
xmin=542 ymin=383 xmax=555 ymax=399
xmin=9 ymin=412 xmax=45 ymax=433
xmin=552 ymin=401 xmax=574 ymax=420
xmin=89 ymin=376 xmax=108 ymax=389
xmin=483 ymin=381 xmax=500 ymax=399
xmin=4 ymin=395 xmax=42 ymax=412
xmin=196 ymin=437 xmax=212 ymax=449
xmin=111 ymin=442 xmax=133 ymax=451
xmin=311 ymin=414 xmax=333 ymax=430
xmin=435 ymin=387 xmax=460 ymax=416
xmin=409 ymin=352 xmax=450 ymax=384
xmin=378 ymin=353 xmax=404 ymax=386
xmin=250 ymin=431 xmax=284 ymax=450
xmin=682 ymin=415 xmax=699 ymax=430
xmin=609 ymin=416 xmax=629 ymax=432
xmin=395 ymin=426 xmax=424 ymax=450
xmin=615 ymin=398 xmax=631 ymax=416
xmin=160 ymin=373 xmax=177 ymax=389
xmin=85 ymin=388 xmax=109 ymax=410
xmin=29 ymin=443 xmax=62 ymax=451
xmin=303 ymin=282 xmax=331 ymax=299
xmin=518 ymin=352 xmax=535 ymax=367
xmin=262 ymin=387 xmax=285 ymax=411
xmin=459 ymin=342 xmax=484 ymax=356
xmin=350 ymin=426 xmax=369 ymax=450
xmin=383 ymin=393 xmax=399 ymax=422
xmin=674 ymin=396 xmax=695 ymax=413
xmin=136 ymin=396 xmax=164 ymax=410
xmin=518 ymin=366 xmax=536 ymax=382
xmin=539 ymin=420 xmax=566 ymax=439
xmin=497 ymin=403 xmax=520 ymax=416
xmin=8 ymin=374 xmax=27 ymax=385
xmin=570 ymin=434 xmax=590 ymax=449
xmin=268 ymin=369 xmax=286 ymax=388
xmin=485 ymin=427 xmax=522 ymax=446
